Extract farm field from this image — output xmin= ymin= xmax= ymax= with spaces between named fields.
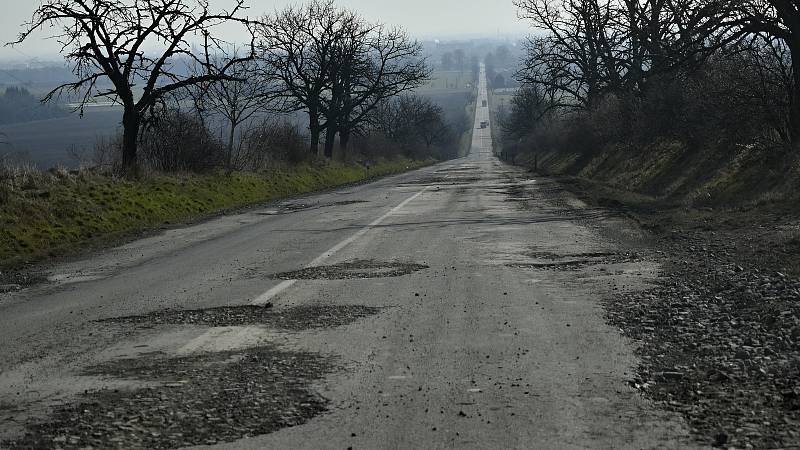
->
xmin=0 ymin=106 xmax=122 ymax=168
xmin=418 ymin=70 xmax=474 ymax=94
xmin=0 ymin=72 xmax=477 ymax=170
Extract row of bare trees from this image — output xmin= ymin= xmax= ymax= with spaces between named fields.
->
xmin=12 ymin=0 xmax=433 ymax=175
xmin=509 ymin=0 xmax=800 ymax=148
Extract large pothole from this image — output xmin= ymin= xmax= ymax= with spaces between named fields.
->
xmin=507 ymin=260 xmax=592 ymax=271
xmin=526 ymin=251 xmax=621 ymax=260
xmin=4 ymin=345 xmax=333 ymax=449
xmin=508 ymin=251 xmax=640 ymax=271
xmin=256 ymin=200 xmax=368 ymax=216
xmin=269 ymin=260 xmax=428 ymax=281
xmin=399 ymin=176 xmax=481 ymax=186
xmin=100 ymin=304 xmax=382 ymax=331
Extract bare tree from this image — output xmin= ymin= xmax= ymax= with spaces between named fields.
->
xmin=319 ymin=8 xmax=372 ymax=159
xmin=191 ymin=49 xmax=279 ymax=172
xmin=329 ymin=24 xmax=430 ymax=158
xmin=259 ymin=1 xmax=428 ymax=160
xmin=257 ymin=0 xmax=355 ymax=157
xmin=11 ymin=0 xmax=255 ymax=175
xmin=515 ymin=0 xmax=624 ymax=108
xmin=514 ymin=0 xmax=740 ymax=107
xmin=370 ymin=95 xmax=452 ymax=157
xmin=454 ymin=49 xmax=466 ymax=72
xmin=734 ymin=0 xmax=800 ymax=143
xmin=500 ymin=85 xmax=558 ymax=138
xmin=441 ymin=52 xmax=455 ymax=70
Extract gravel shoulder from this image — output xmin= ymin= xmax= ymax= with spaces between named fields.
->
xmin=554 ymin=177 xmax=800 ymax=449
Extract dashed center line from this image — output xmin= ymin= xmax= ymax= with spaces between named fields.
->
xmin=250 ymin=186 xmax=430 ymax=306
xmin=175 ymin=185 xmax=432 ymax=355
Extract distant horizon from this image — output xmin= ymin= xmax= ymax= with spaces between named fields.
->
xmin=0 ymin=34 xmax=528 ymax=68
xmin=0 ymin=1 xmax=531 ymax=61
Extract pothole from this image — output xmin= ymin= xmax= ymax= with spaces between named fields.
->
xmin=279 ymin=202 xmax=313 ymax=212
xmin=400 ymin=176 xmax=481 ymax=186
xmin=507 ymin=260 xmax=592 ymax=271
xmin=269 ymin=260 xmax=429 ymax=280
xmin=526 ymin=251 xmax=620 ymax=260
xmin=3 ymin=345 xmax=333 ymax=449
xmin=331 ymin=200 xmax=368 ymax=206
xmin=100 ymin=304 xmax=382 ymax=331
xmin=0 ymin=271 xmax=46 ymax=293
xmin=508 ymin=251 xmax=640 ymax=271
xmin=255 ymin=200 xmax=368 ymax=216
xmin=435 ymin=167 xmax=479 ymax=174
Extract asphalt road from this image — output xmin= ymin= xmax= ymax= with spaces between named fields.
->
xmin=0 ymin=66 xmax=696 ymax=449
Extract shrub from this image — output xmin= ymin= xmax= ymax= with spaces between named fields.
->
xmin=139 ymin=109 xmax=224 ymax=173
xmin=239 ymin=120 xmax=310 ymax=169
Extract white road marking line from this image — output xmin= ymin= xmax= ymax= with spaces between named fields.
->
xmin=251 ymin=280 xmax=296 ymax=306
xmin=178 ymin=186 xmax=430 ymax=355
xmin=176 ymin=185 xmax=432 ymax=355
xmin=250 ymin=186 xmax=429 ymax=306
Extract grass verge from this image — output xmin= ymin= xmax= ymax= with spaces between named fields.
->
xmin=0 ymin=158 xmax=432 ymax=268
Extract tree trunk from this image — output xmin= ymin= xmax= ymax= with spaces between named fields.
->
xmin=226 ymin=121 xmax=237 ymax=174
xmin=309 ymin=111 xmax=321 ymax=157
xmin=333 ymin=128 xmax=350 ymax=162
xmin=121 ymin=106 xmax=140 ymax=176
xmin=339 ymin=129 xmax=351 ymax=156
xmin=324 ymin=125 xmax=336 ymax=159
xmin=790 ymin=41 xmax=800 ymax=146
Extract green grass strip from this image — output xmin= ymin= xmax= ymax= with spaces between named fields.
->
xmin=0 ymin=158 xmax=432 ymax=267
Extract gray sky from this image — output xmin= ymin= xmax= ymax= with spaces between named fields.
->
xmin=0 ymin=0 xmax=529 ymax=61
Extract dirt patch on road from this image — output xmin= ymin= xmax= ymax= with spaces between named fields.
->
xmin=4 ymin=345 xmax=333 ymax=449
xmin=101 ymin=304 xmax=382 ymax=331
xmin=269 ymin=260 xmax=428 ymax=281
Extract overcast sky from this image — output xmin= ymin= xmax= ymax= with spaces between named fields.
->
xmin=0 ymin=0 xmax=529 ymax=61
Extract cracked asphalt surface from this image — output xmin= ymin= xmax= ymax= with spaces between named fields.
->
xmin=0 ymin=66 xmax=696 ymax=449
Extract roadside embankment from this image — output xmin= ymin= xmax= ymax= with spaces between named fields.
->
xmin=516 ymin=139 xmax=800 ymax=208
xmin=0 ymin=158 xmax=432 ymax=269
xmin=523 ymin=147 xmax=800 ymax=448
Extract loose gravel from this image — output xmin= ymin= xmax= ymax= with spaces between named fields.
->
xmin=101 ymin=304 xmax=382 ymax=331
xmin=547 ymin=176 xmax=800 ymax=448
xmin=605 ymin=228 xmax=800 ymax=449
xmin=4 ymin=345 xmax=334 ymax=449
xmin=269 ymin=260 xmax=429 ymax=281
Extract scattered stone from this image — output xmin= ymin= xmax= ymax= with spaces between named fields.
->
xmin=4 ymin=345 xmax=334 ymax=449
xmin=100 ymin=304 xmax=382 ymax=331
xmin=0 ymin=284 xmax=22 ymax=293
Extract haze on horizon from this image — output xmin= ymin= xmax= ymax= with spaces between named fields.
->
xmin=0 ymin=0 xmax=529 ymax=62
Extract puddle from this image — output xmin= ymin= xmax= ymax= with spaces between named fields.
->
xmin=100 ymin=304 xmax=382 ymax=331
xmin=4 ymin=345 xmax=333 ymax=449
xmin=269 ymin=259 xmax=428 ymax=280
